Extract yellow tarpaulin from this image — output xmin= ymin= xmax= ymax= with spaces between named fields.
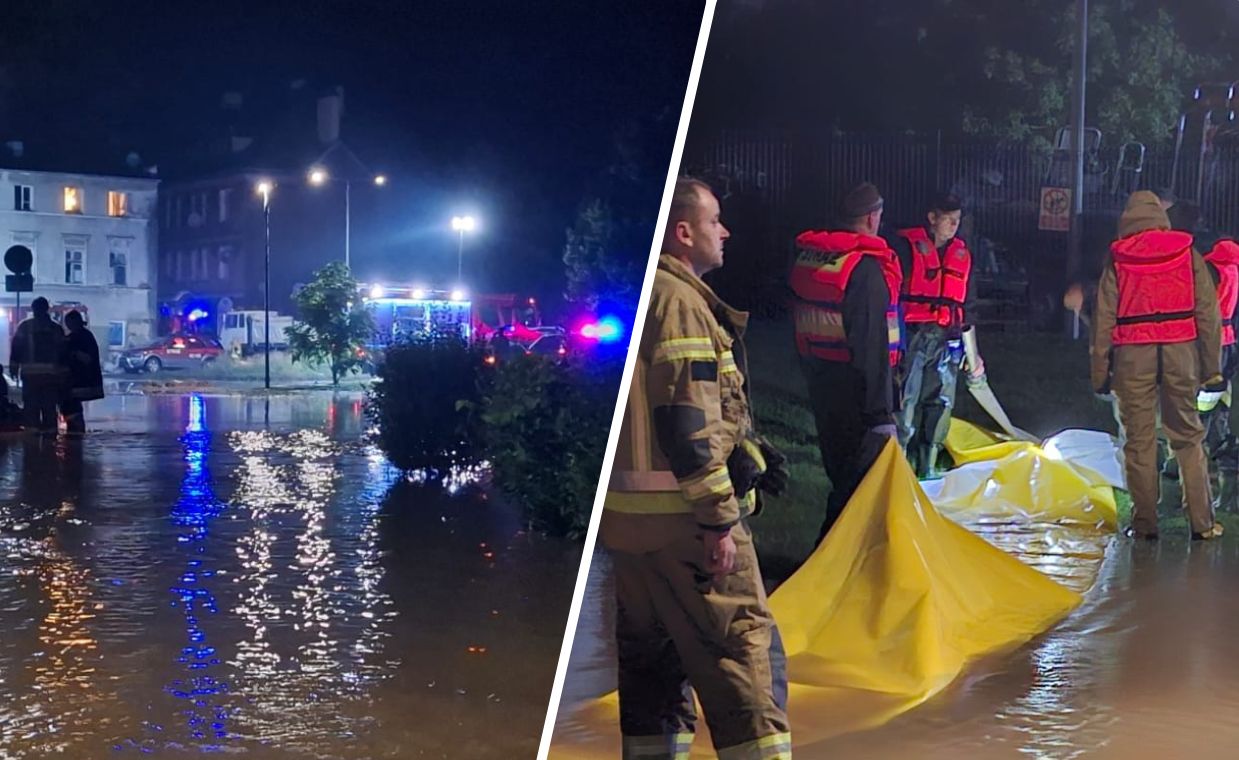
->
xmin=550 ymin=422 xmax=1118 ymax=757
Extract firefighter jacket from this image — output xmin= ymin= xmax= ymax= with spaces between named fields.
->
xmin=895 ymin=226 xmax=972 ymax=328
xmin=10 ymin=315 xmax=67 ymax=379
xmin=789 ymin=231 xmax=902 ymax=366
xmin=1204 ymin=239 xmax=1239 ymax=347
xmin=1090 ymin=191 xmax=1222 ymax=391
xmin=601 ymin=254 xmax=755 ymax=554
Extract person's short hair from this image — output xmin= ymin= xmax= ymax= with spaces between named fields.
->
xmin=1167 ymin=200 xmax=1202 ymax=233
xmin=31 ymin=297 xmax=49 ymax=315
xmin=669 ymin=177 xmax=713 ymax=224
xmin=928 ymin=192 xmax=963 ymax=215
xmin=64 ymin=310 xmax=84 ymax=327
xmin=840 ymin=182 xmax=884 ymax=221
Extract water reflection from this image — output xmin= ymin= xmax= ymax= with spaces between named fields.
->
xmin=160 ymin=393 xmax=230 ymax=748
xmin=0 ymin=392 xmax=573 ymax=758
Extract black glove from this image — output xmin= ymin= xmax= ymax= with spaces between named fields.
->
xmin=727 ymin=438 xmax=763 ymax=499
xmin=1203 ymin=374 xmax=1228 ymax=393
xmin=726 ymin=434 xmax=791 ymax=500
xmin=754 ymin=435 xmax=789 ymax=497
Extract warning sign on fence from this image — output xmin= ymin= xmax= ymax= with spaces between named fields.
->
xmin=1038 ymin=187 xmax=1071 ymax=232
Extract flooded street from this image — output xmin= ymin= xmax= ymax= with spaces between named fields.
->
xmin=560 ymin=536 xmax=1239 ymax=759
xmin=0 ymin=391 xmax=577 ymax=759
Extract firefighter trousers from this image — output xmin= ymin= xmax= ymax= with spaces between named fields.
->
xmin=1112 ymin=342 xmax=1217 ymax=535
xmin=896 ymin=327 xmax=961 ymax=477
xmin=22 ymin=377 xmax=62 ymax=433
xmin=611 ymin=520 xmax=791 ymax=759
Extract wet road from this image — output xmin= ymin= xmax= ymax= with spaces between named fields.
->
xmin=560 ymin=536 xmax=1239 ymax=759
xmin=0 ymin=392 xmax=577 ymax=759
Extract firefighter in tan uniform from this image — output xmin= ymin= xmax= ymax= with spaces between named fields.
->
xmin=601 ymin=178 xmax=791 ymax=759
xmin=1091 ymin=191 xmax=1225 ymax=540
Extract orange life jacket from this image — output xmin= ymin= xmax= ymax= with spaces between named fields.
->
xmin=1110 ymin=229 xmax=1198 ymax=345
xmin=788 ymin=231 xmax=902 ymax=365
xmin=896 ymin=227 xmax=972 ymax=328
xmin=1204 ymin=238 xmax=1239 ymax=347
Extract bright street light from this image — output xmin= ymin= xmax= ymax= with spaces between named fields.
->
xmin=254 ymin=180 xmax=274 ymax=389
xmin=411 ymin=288 xmax=426 ymax=300
xmin=306 ymin=169 xmax=388 ymax=269
xmin=450 ymin=215 xmax=478 ymax=283
xmin=370 ymin=285 xmax=385 ymax=299
xmin=450 ymin=288 xmax=466 ymax=302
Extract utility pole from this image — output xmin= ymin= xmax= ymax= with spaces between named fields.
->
xmin=1066 ymin=0 xmax=1089 ymax=299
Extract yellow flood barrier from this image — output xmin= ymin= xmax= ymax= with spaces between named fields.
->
xmin=551 ymin=422 xmax=1118 ymax=757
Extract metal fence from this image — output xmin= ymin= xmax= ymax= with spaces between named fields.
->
xmin=683 ymin=130 xmax=1239 ymax=330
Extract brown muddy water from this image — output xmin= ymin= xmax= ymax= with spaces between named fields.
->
xmin=0 ymin=392 xmax=578 ymax=759
xmin=561 ymin=535 xmax=1239 ymax=759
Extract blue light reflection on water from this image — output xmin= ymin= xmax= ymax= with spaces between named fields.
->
xmin=162 ymin=394 xmax=229 ymax=747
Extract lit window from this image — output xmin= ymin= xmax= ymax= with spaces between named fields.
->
xmin=219 ymin=188 xmax=232 ymax=222
xmin=63 ymin=187 xmax=81 ymax=214
xmin=13 ymin=185 xmax=32 ymax=211
xmin=107 ymin=191 xmax=128 ymax=217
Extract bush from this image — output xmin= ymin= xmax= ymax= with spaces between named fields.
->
xmin=477 ymin=352 xmax=623 ymax=539
xmin=367 ymin=336 xmax=485 ymax=474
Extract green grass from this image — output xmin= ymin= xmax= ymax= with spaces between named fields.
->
xmin=743 ymin=319 xmax=1238 ymax=579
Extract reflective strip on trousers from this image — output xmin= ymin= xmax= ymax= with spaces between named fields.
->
xmin=652 ymin=337 xmax=715 ymax=365
xmin=716 ymin=732 xmax=793 ymax=760
xmin=621 ymin=732 xmax=694 ymax=760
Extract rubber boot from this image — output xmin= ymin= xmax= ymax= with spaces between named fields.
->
xmin=1213 ymin=436 xmax=1239 ymax=512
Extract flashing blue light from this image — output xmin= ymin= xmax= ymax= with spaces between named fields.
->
xmin=582 ymin=315 xmax=625 ymax=343
xmin=187 ymin=309 xmax=209 ymax=322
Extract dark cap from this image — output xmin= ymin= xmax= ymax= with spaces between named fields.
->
xmin=842 ymin=182 xmax=884 ymax=218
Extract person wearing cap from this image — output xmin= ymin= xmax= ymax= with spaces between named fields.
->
xmin=602 ymin=177 xmax=791 ymax=759
xmin=1091 ymin=190 xmax=1225 ymax=540
xmin=888 ymin=193 xmax=981 ymax=477
xmin=789 ymin=181 xmax=903 ymax=543
xmin=10 ymin=296 xmax=67 ymax=433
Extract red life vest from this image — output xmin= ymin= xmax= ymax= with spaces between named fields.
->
xmin=897 ymin=227 xmax=972 ymax=327
xmin=788 ymin=231 xmax=903 ymax=365
xmin=1110 ymin=230 xmax=1198 ymax=345
xmin=1205 ymin=239 xmax=1239 ymax=347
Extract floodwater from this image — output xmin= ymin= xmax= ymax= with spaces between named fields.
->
xmin=0 ymin=391 xmax=578 ymax=759
xmin=560 ymin=536 xmax=1239 ymax=759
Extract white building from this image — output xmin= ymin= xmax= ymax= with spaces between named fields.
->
xmin=0 ymin=168 xmax=158 ymax=360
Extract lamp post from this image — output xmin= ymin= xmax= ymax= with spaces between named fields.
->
xmin=256 ymin=180 xmax=273 ymax=390
xmin=309 ymin=168 xmax=387 ymax=270
xmin=450 ymin=215 xmax=477 ymax=284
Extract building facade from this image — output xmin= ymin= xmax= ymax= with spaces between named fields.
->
xmin=0 ymin=168 xmax=158 ymax=359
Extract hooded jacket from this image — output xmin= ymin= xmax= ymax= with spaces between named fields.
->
xmin=1090 ymin=191 xmax=1222 ymax=390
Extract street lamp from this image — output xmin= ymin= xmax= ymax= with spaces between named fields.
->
xmin=256 ymin=180 xmax=274 ymax=390
xmin=450 ymin=215 xmax=477 ymax=284
xmin=307 ymin=167 xmax=387 ymax=270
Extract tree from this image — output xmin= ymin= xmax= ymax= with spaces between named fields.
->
xmin=286 ymin=261 xmax=374 ymax=385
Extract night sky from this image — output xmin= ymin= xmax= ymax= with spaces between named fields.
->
xmin=0 ymin=0 xmax=707 ymax=311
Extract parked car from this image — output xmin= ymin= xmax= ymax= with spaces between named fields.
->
xmin=116 ymin=334 xmax=224 ymax=374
